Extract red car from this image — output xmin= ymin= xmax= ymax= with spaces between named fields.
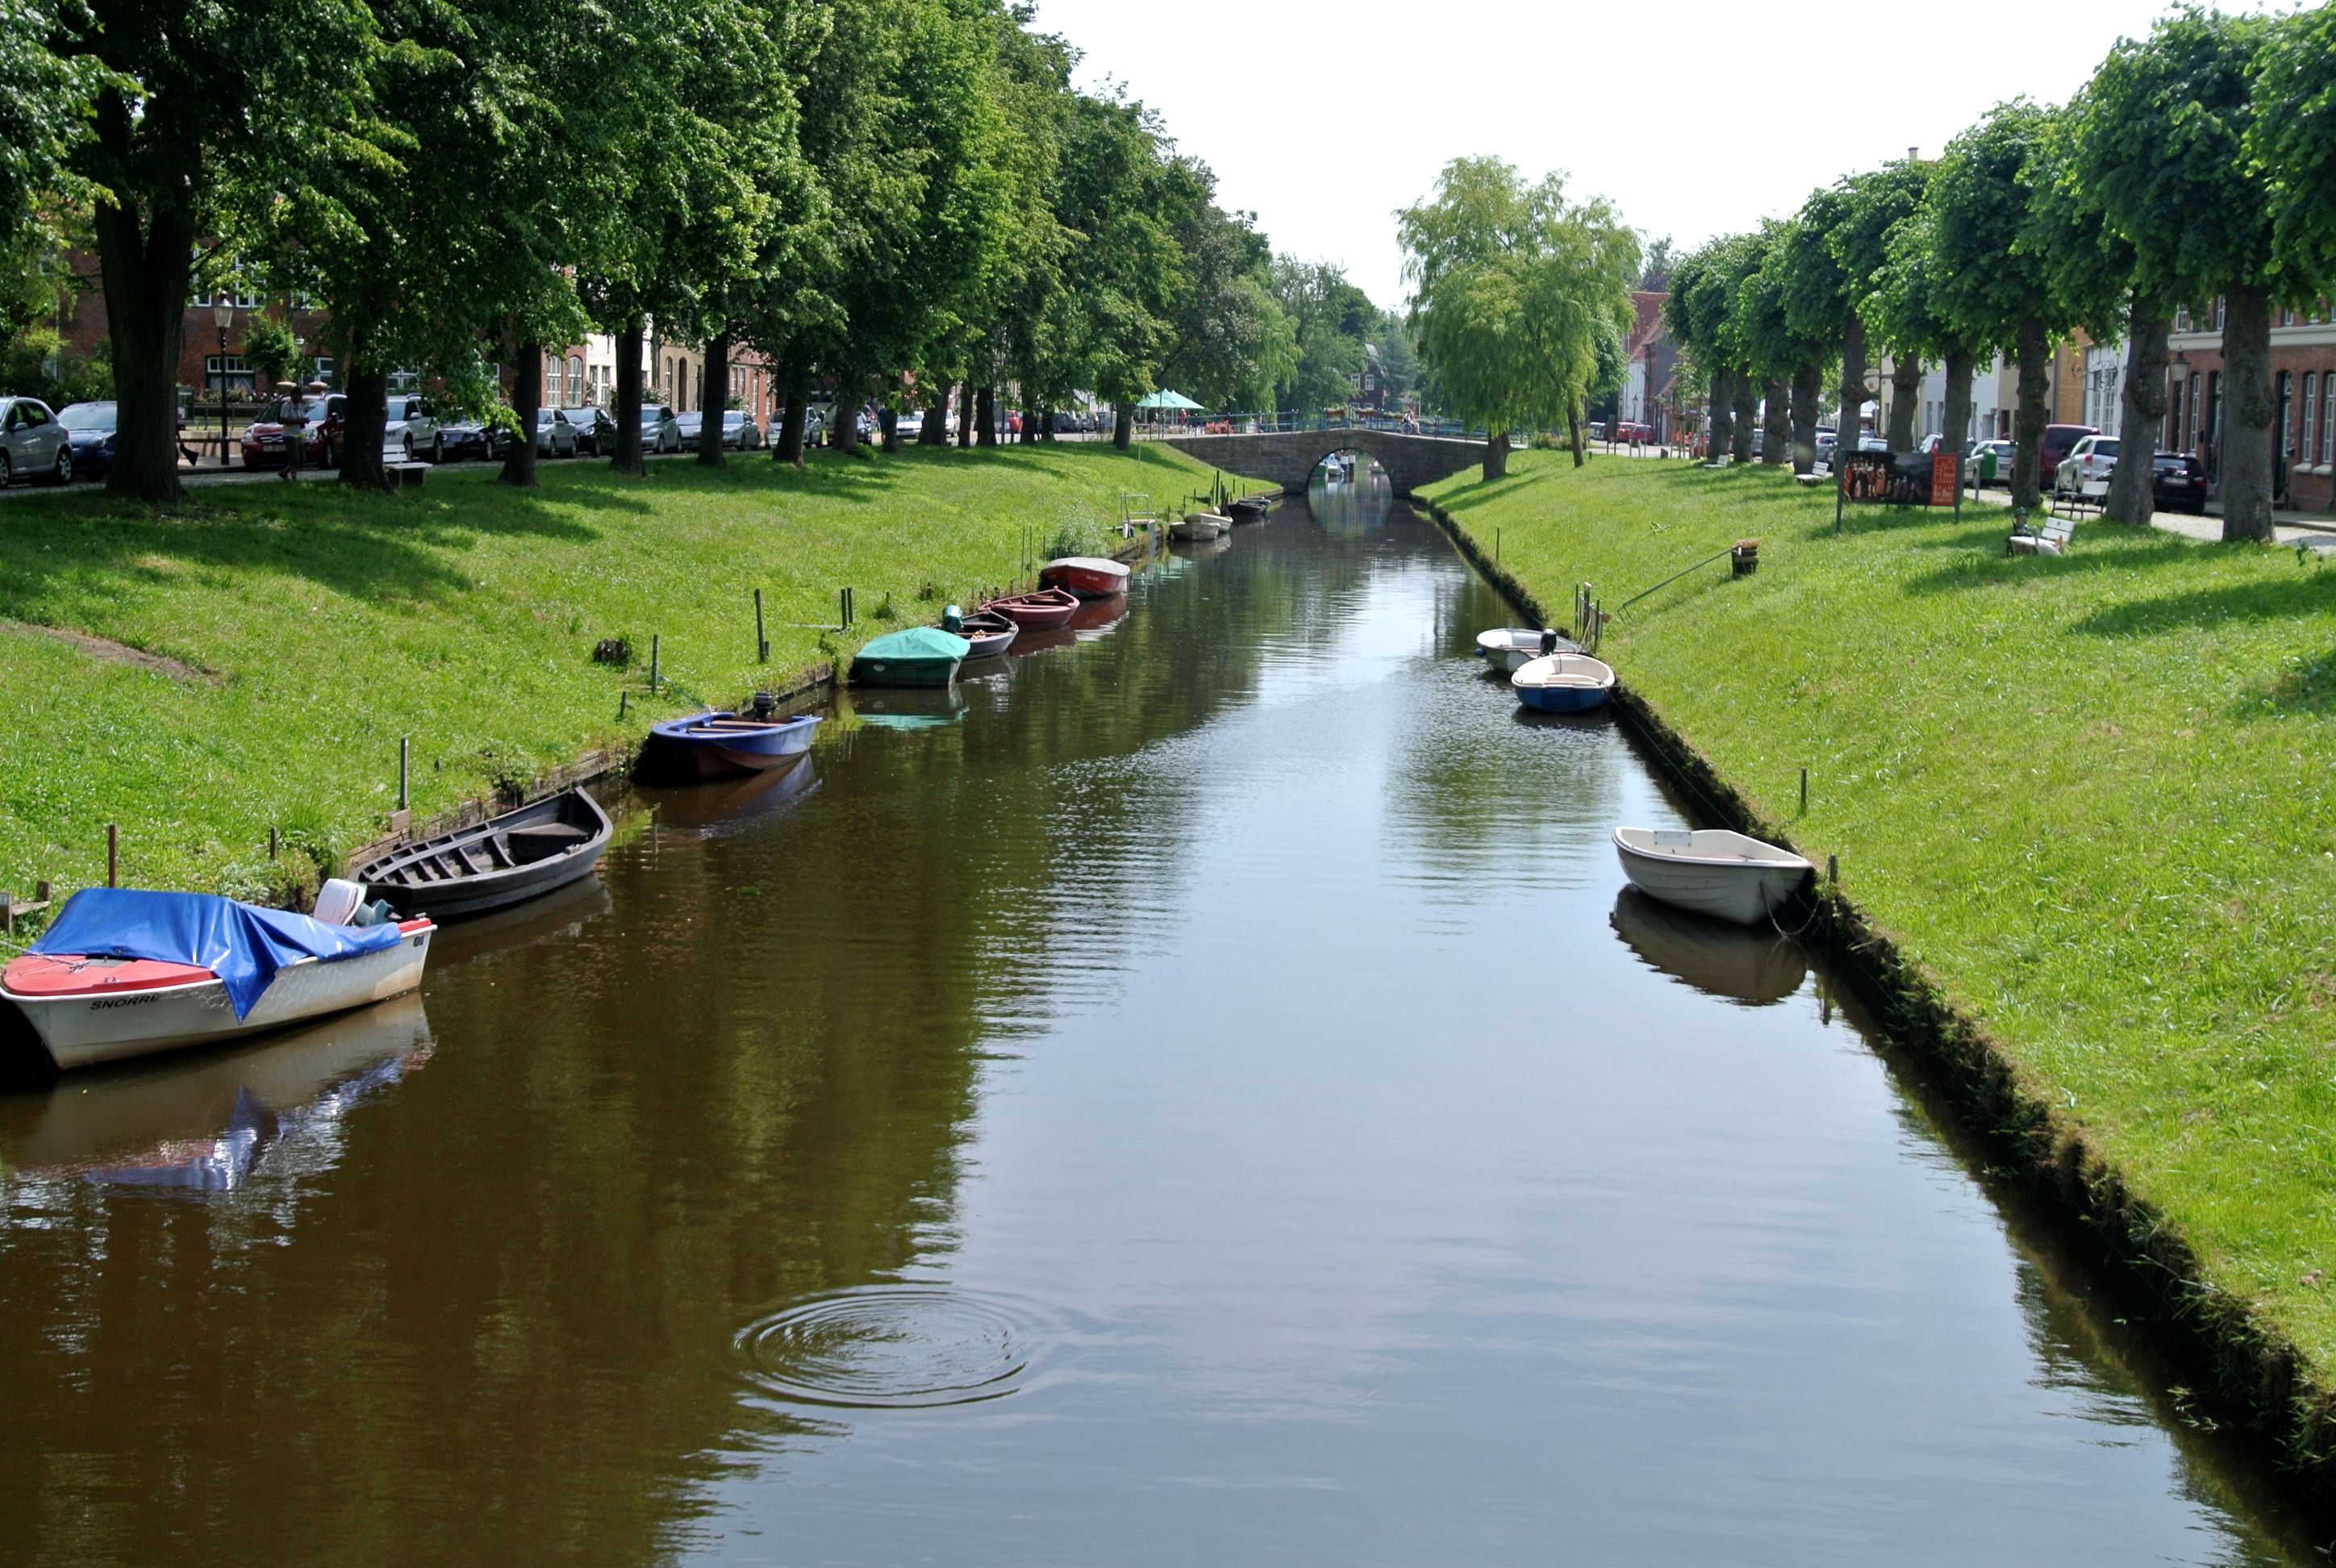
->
xmin=1615 ymin=421 xmax=1654 ymax=444
xmin=2038 ymin=423 xmax=2097 ymax=485
xmin=241 ymin=393 xmax=348 ymax=469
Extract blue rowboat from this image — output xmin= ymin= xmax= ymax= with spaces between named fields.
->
xmin=851 ymin=627 xmax=969 ymax=689
xmin=1511 ymin=652 xmax=1616 ymax=713
xmin=649 ymin=710 xmax=822 ymax=778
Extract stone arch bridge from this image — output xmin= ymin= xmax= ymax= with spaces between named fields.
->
xmin=1155 ymin=426 xmax=1486 ymax=496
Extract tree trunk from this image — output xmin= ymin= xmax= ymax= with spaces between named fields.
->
xmin=957 ymin=382 xmax=976 ymax=448
xmin=1886 ymin=352 xmax=1921 ymax=452
xmin=1112 ymin=402 xmax=1133 ymax=450
xmin=1761 ymin=374 xmax=1789 ymax=466
xmin=1941 ymin=350 xmax=1975 ymax=489
xmin=339 ymin=361 xmax=393 ymax=491
xmin=1039 ymin=405 xmax=1056 ymax=442
xmin=918 ymin=383 xmax=950 ymax=445
xmin=2011 ymin=314 xmax=2050 ymax=512
xmin=1482 ymin=428 xmax=1508 ymax=482
xmin=776 ymin=357 xmax=809 ymax=465
xmin=880 ymin=407 xmax=899 ymax=452
xmin=2106 ymin=302 xmax=2168 ymax=525
xmin=612 ymin=315 xmax=646 ymax=475
xmin=91 ymin=145 xmax=194 ymax=503
xmin=1020 ymin=402 xmax=1038 ymax=445
xmin=696 ymin=332 xmax=729 ymax=467
xmin=1708 ymin=367 xmax=1736 ymax=462
xmin=499 ymin=338 xmax=540 ymax=488
xmin=1567 ymin=399 xmax=1585 ymax=468
xmin=2219 ymin=284 xmax=2275 ymax=543
xmin=1790 ymin=360 xmax=1822 ymax=474
xmin=1729 ymin=369 xmax=1756 ymax=464
xmin=1838 ymin=314 xmax=1867 ymax=466
xmin=976 ymin=385 xmax=997 ymax=447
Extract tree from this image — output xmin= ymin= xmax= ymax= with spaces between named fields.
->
xmin=1810 ymin=161 xmax=1928 ymax=464
xmin=1637 ymin=234 xmax=1676 ymax=292
xmin=56 ymin=0 xmax=378 ymax=500
xmin=2040 ymin=94 xmax=2156 ymax=523
xmin=2253 ymin=2 xmax=2336 ymax=301
xmin=2076 ymin=8 xmax=2281 ymax=540
xmin=1159 ymin=198 xmax=1293 ymax=412
xmin=0 ymin=0 xmax=111 ymax=338
xmin=1269 ymin=257 xmax=1373 ymax=415
xmin=1923 ymin=102 xmax=2080 ymax=511
xmin=1665 ymin=238 xmax=1739 ymax=462
xmin=1398 ymin=156 xmax=1638 ymax=480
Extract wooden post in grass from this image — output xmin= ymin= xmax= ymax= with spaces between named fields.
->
xmin=107 ymin=824 xmax=118 ymax=888
xmin=649 ymin=635 xmax=660 ymax=694
xmin=1800 ymin=769 xmax=1808 ymax=814
xmin=754 ymin=590 xmax=769 ymax=662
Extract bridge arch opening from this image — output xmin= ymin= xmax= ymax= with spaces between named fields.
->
xmin=1307 ymin=448 xmax=1384 ymax=490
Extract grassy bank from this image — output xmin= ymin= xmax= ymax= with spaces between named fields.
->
xmin=0 ymin=443 xmax=1199 ymax=903
xmin=1423 ymin=453 xmax=2336 ymax=1388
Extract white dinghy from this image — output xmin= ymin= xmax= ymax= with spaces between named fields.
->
xmin=1610 ymin=827 xmax=1814 ymax=927
xmin=1475 ymin=626 xmax=1581 ymax=673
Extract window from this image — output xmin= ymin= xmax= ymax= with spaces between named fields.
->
xmin=2305 ymin=373 xmax=2319 ymax=465
xmin=204 ymin=355 xmax=254 ymax=390
xmin=2279 ymin=372 xmax=2295 ymax=460
xmin=2188 ymin=375 xmax=2200 ymax=452
xmin=2324 ymin=376 xmax=2336 ymax=469
xmin=2175 ymin=306 xmax=2192 ymax=332
xmin=311 ymin=357 xmax=334 ymax=384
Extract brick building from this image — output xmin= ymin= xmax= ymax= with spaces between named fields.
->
xmin=2164 ymin=298 xmax=2336 ymax=514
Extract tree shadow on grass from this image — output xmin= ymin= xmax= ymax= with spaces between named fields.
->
xmin=2235 ymin=644 xmax=2336 ymax=717
xmin=1894 ymin=526 xmax=2213 ymax=596
xmin=2069 ymin=569 xmax=2336 ymax=639
xmin=1430 ymin=470 xmax=1542 ymax=514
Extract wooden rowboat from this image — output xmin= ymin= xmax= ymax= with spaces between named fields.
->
xmin=955 ymin=610 xmax=1019 ymax=661
xmin=983 ymin=587 xmax=1080 ymax=631
xmin=355 ymin=788 xmax=613 ymax=920
xmin=1039 ymin=556 xmax=1130 ymax=599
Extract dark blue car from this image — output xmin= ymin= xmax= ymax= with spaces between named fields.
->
xmin=56 ymin=401 xmax=117 ymax=478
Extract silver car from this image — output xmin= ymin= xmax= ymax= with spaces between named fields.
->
xmin=533 ymin=407 xmax=579 ymax=457
xmin=640 ymin=405 xmax=681 ymax=453
xmin=384 ymin=395 xmax=442 ymax=463
xmin=0 ymin=396 xmax=73 ymax=486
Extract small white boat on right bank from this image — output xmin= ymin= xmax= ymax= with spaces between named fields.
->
xmin=1611 ymin=827 xmax=1813 ymax=927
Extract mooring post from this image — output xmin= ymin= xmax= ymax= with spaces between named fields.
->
xmin=649 ymin=635 xmax=660 ymax=693
xmin=619 ymin=688 xmax=629 ymax=719
xmin=398 ymin=736 xmax=411 ymax=813
xmin=754 ymin=588 xmax=768 ymax=662
xmin=269 ymin=825 xmax=279 ymax=861
xmin=1496 ymin=526 xmax=1502 ymax=562
xmin=1828 ymin=853 xmax=1839 ymax=884
xmin=1800 ymin=768 xmax=1808 ymax=814
xmin=106 ymin=823 xmax=118 ymax=888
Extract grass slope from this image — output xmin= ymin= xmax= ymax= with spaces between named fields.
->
xmin=0 ymin=444 xmax=1202 ymax=901
xmin=1425 ymin=452 xmax=2336 ymax=1368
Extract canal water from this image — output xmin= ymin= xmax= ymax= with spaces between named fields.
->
xmin=0 ymin=480 xmax=2312 ymax=1562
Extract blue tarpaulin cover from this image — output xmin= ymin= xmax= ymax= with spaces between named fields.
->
xmin=30 ymin=889 xmax=404 ymax=1020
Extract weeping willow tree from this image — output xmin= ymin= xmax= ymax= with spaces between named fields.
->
xmin=1396 ymin=156 xmax=1638 ymax=481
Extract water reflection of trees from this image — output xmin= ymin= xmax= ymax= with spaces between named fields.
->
xmin=0 ymin=500 xmax=1422 ymax=1558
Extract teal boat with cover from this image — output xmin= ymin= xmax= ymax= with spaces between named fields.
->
xmin=851 ymin=626 xmax=970 ymax=689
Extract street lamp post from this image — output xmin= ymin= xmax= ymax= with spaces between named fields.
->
xmin=212 ymin=294 xmax=235 ymax=468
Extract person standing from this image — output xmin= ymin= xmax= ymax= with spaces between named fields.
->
xmin=277 ymin=383 xmax=306 ymax=479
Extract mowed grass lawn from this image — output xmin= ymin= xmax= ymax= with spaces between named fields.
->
xmin=0 ymin=444 xmax=1199 ymax=902
xmin=1425 ymin=452 xmax=2336 ymax=1366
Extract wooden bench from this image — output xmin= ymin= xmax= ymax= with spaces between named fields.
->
xmin=2050 ymin=477 xmax=2107 ymax=521
xmin=2007 ymin=515 xmax=2076 ymax=557
xmin=387 ymin=461 xmax=428 ymax=490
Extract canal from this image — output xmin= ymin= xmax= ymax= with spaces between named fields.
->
xmin=0 ymin=478 xmax=2312 ymax=1562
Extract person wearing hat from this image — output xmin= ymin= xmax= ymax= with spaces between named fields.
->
xmin=273 ymin=381 xmax=306 ymax=480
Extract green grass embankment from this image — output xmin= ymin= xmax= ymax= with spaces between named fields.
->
xmin=0 ymin=444 xmax=1200 ymax=903
xmin=1424 ymin=452 xmax=2336 ymax=1387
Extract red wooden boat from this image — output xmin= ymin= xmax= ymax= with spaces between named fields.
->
xmin=983 ymin=587 xmax=1081 ymax=631
xmin=1038 ymin=556 xmax=1130 ymax=599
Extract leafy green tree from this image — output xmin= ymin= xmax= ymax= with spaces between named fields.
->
xmin=1048 ymin=90 xmax=1187 ymax=448
xmin=55 ymin=0 xmax=378 ymax=499
xmin=1270 ymin=257 xmax=1373 ymax=415
xmin=1398 ymin=156 xmax=1638 ymax=479
xmin=0 ymin=0 xmax=112 ymax=339
xmin=2252 ymin=3 xmax=2336 ymax=302
xmin=1160 ymin=197 xmax=1292 ymax=412
xmin=1664 ymin=238 xmax=1739 ymax=461
xmin=1922 ymin=102 xmax=2081 ymax=510
xmin=2076 ymin=8 xmax=2280 ymax=539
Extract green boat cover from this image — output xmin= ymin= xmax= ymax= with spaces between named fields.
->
xmin=856 ymin=627 xmax=970 ymax=661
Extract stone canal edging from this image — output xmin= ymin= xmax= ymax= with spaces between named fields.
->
xmin=1415 ymin=492 xmax=2336 ymax=1503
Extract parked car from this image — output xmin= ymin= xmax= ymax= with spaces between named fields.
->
xmin=2054 ymin=433 xmax=2122 ymax=495
xmin=640 ymin=404 xmax=681 ymax=453
xmin=562 ymin=407 xmax=617 ymax=457
xmin=2038 ymin=423 xmax=2098 ymax=486
xmin=0 ymin=395 xmax=73 ymax=486
xmin=383 ymin=394 xmax=441 ymax=463
xmin=436 ymin=412 xmax=499 ymax=462
xmin=532 ymin=407 xmax=578 ymax=457
xmin=674 ymin=410 xmax=703 ymax=446
xmin=56 ymin=399 xmax=118 ymax=478
xmin=720 ymin=411 xmax=762 ymax=449
xmin=1970 ymin=438 xmax=2015 ymax=486
xmin=1615 ymin=420 xmax=1654 ymax=444
xmin=2152 ymin=449 xmax=2209 ymax=514
xmin=896 ymin=409 xmax=924 ymax=440
xmin=242 ymin=393 xmax=348 ymax=469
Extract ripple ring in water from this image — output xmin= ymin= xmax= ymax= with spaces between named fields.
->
xmin=736 ymin=1286 xmax=1037 ymax=1410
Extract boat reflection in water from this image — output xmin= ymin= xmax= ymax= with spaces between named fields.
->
xmin=428 ymin=873 xmax=614 ymax=968
xmin=1007 ymin=626 xmax=1078 ymax=660
xmin=0 ymin=992 xmax=433 ymax=1196
xmin=849 ymin=686 xmax=967 ymax=732
xmin=1608 ymin=886 xmax=1809 ymax=1007
xmin=637 ymin=757 xmax=820 ymax=844
xmin=1067 ymin=594 xmax=1128 ymax=636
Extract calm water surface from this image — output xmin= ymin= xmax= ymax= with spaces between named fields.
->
xmin=0 ymin=479 xmax=2313 ymax=1562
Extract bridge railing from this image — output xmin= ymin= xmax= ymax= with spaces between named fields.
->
xmin=1136 ymin=411 xmax=1492 ymax=442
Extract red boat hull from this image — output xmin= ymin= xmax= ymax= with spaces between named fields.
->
xmin=983 ymin=588 xmax=1080 ymax=631
xmin=1038 ymin=557 xmax=1130 ymax=600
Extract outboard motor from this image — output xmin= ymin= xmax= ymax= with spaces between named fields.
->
xmin=751 ymin=690 xmax=777 ymax=720
xmin=942 ymin=604 xmax=964 ymax=633
xmin=1539 ymin=626 xmax=1558 ymax=657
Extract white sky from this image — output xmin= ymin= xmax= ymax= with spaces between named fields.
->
xmin=1027 ymin=0 xmax=2282 ymax=309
